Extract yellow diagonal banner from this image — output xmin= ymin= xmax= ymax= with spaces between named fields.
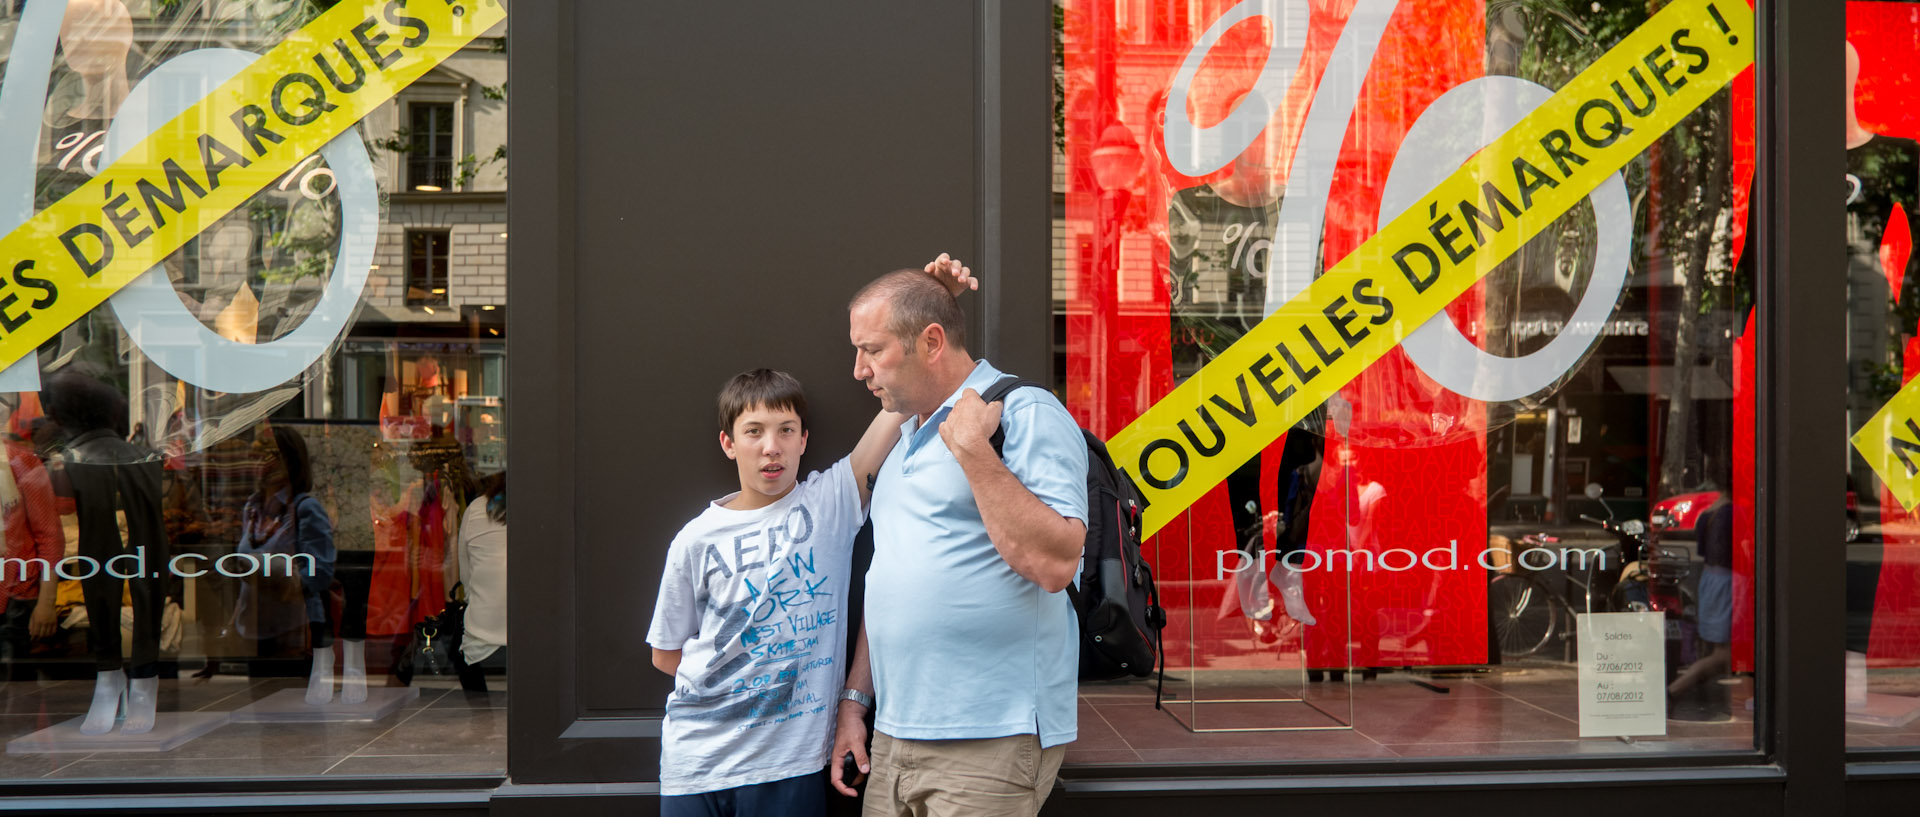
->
xmin=1112 ymin=0 xmax=1754 ymax=538
xmin=0 ymin=0 xmax=506 ymax=370
xmin=1853 ymin=387 xmax=1920 ymax=510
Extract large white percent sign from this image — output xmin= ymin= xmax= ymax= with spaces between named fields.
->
xmin=1166 ymin=0 xmax=1630 ymax=402
xmin=0 ymin=1 xmax=376 ymax=395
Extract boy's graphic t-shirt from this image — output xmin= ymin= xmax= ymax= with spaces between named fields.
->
xmin=646 ymin=457 xmax=862 ymax=796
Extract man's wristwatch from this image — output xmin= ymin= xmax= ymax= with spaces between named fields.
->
xmin=839 ymin=688 xmax=875 ymax=710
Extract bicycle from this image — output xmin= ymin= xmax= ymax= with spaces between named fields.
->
xmin=1487 ymin=532 xmax=1610 ymax=659
xmin=1488 ymin=526 xmax=1697 ymax=661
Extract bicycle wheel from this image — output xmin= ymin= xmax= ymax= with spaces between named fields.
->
xmin=1488 ymin=574 xmax=1557 ymax=659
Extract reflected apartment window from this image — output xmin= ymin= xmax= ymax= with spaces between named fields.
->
xmin=409 ymin=101 xmax=455 ymax=192
xmin=408 ymin=229 xmax=451 ymax=307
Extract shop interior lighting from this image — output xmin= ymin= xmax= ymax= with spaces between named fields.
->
xmin=415 ymin=184 xmax=442 ymax=192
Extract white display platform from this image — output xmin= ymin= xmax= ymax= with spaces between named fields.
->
xmin=1846 ymin=692 xmax=1920 ymax=728
xmin=229 ymin=686 xmax=418 ymax=723
xmin=7 ymin=712 xmax=229 ymax=754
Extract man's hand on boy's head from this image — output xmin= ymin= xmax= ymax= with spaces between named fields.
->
xmin=924 ymin=253 xmax=979 ymax=296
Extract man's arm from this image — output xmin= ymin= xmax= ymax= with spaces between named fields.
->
xmin=849 ymin=411 xmax=904 ymax=510
xmin=939 ymin=392 xmax=1085 ymax=593
xmin=651 ymin=648 xmax=681 ymax=676
xmin=830 ymin=623 xmax=873 ymax=796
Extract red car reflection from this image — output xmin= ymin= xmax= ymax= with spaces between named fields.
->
xmin=1651 ymin=490 xmax=1861 ymax=542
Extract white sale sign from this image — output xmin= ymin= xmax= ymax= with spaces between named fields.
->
xmin=1577 ymin=612 xmax=1667 ymax=738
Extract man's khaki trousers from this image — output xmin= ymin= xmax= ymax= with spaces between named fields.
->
xmin=862 ymin=731 xmax=1066 ymax=817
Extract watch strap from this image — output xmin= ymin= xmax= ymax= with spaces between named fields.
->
xmin=838 ymin=687 xmax=874 ymax=710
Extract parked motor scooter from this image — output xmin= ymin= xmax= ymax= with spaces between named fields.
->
xmin=1581 ymin=484 xmax=1700 ymax=695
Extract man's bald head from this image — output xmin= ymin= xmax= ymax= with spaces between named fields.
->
xmin=849 ymin=269 xmax=967 ymax=353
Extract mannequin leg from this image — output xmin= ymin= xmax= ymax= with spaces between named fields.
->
xmin=80 ymin=669 xmax=127 ymax=736
xmin=79 ymin=574 xmax=124 ymax=680
xmin=1272 ymin=565 xmax=1318 ymax=626
xmin=341 ymin=639 xmax=367 ymax=704
xmin=339 ymin=555 xmax=371 ymax=704
xmin=123 ymin=676 xmax=157 ymax=735
xmin=126 ymin=570 xmax=165 ymax=681
xmin=307 ymin=644 xmax=336 ymax=704
xmin=307 ymin=622 xmax=335 ymax=704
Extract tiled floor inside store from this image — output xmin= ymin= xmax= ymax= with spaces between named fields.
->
xmin=1066 ymin=663 xmax=1770 ymax=765
xmin=0 ymin=675 xmax=505 ymax=779
xmin=0 ymin=665 xmax=1911 ymax=779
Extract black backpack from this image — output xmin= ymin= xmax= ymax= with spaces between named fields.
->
xmin=980 ymin=377 xmax=1166 ymax=683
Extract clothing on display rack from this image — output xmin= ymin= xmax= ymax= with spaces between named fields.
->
xmin=367 ymin=473 xmax=451 ymax=635
xmin=0 ymin=444 xmax=65 ymax=681
xmin=366 ymin=436 xmax=470 ymax=648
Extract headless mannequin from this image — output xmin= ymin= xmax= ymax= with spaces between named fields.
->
xmin=59 ymin=0 xmax=132 ymax=121
xmin=1847 ymin=42 xmax=1874 ymax=150
xmin=1845 ymin=40 xmax=1881 ymax=705
xmin=1171 ymin=127 xmax=1289 ymax=616
xmin=45 ymin=380 xmax=169 ymax=738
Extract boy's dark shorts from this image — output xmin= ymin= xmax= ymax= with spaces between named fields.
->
xmin=660 ymin=768 xmax=827 ymax=817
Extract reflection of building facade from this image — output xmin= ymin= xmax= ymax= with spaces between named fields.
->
xmin=93 ymin=9 xmax=511 ymax=463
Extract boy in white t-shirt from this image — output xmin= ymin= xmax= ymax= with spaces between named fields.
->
xmin=648 ymin=261 xmax=974 ymax=814
xmin=645 ymin=369 xmax=901 ymax=815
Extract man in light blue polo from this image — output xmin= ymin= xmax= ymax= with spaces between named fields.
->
xmin=830 ymin=257 xmax=1087 ymax=817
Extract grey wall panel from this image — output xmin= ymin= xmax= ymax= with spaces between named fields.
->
xmin=513 ymin=0 xmax=1049 ymax=785
xmin=570 ymin=0 xmax=979 ymax=716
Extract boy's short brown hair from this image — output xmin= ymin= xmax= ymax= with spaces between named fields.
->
xmin=717 ymin=369 xmax=810 ymax=435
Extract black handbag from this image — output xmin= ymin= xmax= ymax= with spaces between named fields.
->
xmin=397 ymin=585 xmax=466 ymax=684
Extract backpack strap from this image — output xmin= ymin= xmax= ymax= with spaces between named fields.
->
xmin=978 ymin=375 xmax=1049 ymax=456
xmin=979 ymin=375 xmax=1083 ymax=612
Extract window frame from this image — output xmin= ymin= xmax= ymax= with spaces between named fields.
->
xmin=407 ymin=100 xmax=457 ymax=192
xmin=406 ymin=228 xmax=452 ymax=307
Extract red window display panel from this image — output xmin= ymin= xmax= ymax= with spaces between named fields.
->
xmin=1851 ymin=1 xmax=1920 ymax=670
xmin=1063 ymin=0 xmax=1490 ymax=670
xmin=1730 ymin=1 xmax=1920 ymax=674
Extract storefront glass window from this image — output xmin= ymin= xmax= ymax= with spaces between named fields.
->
xmin=1057 ymin=0 xmax=1760 ymax=762
xmin=0 ymin=0 xmax=507 ymax=779
xmin=1842 ymin=0 xmax=1920 ymax=753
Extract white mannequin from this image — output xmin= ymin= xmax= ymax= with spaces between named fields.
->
xmin=307 ymin=647 xmax=334 ymax=704
xmin=304 ymin=639 xmax=369 ymax=705
xmin=342 ymin=639 xmax=368 ymax=704
xmin=80 ymin=670 xmax=157 ymax=736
